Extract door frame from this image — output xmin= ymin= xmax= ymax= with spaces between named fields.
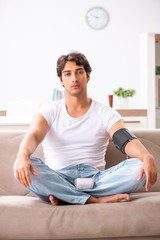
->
xmin=140 ymin=32 xmax=156 ymax=128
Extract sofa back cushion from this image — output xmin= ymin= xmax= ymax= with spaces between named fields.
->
xmin=0 ymin=131 xmax=44 ymax=196
xmin=0 ymin=130 xmax=160 ymax=196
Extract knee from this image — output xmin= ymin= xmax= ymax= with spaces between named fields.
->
xmin=129 ymin=157 xmax=142 ymax=165
xmin=126 ymin=158 xmax=143 ymax=180
xmin=127 ymin=158 xmax=143 ymax=169
xmin=29 ymin=156 xmax=42 ymax=165
xmin=129 ymin=158 xmax=146 ymax=186
xmin=134 ymin=158 xmax=143 ymax=173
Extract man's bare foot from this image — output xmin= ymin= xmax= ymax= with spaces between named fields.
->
xmin=49 ymin=195 xmax=68 ymax=206
xmin=86 ymin=194 xmax=132 ymax=204
xmin=49 ymin=195 xmax=58 ymax=206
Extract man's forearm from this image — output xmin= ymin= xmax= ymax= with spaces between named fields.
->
xmin=124 ymin=139 xmax=154 ymax=161
xmin=17 ymin=133 xmax=39 ymax=160
xmin=109 ymin=121 xmax=157 ymax=190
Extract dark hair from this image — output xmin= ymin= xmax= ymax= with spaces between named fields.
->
xmin=56 ymin=51 xmax=92 ymax=78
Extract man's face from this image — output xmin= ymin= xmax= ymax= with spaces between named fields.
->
xmin=60 ymin=61 xmax=90 ymax=96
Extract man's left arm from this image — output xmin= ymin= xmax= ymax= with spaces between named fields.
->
xmin=108 ymin=119 xmax=157 ymax=192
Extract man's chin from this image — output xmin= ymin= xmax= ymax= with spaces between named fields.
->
xmin=66 ymin=89 xmax=85 ymax=97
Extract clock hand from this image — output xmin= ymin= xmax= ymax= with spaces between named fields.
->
xmin=92 ymin=15 xmax=100 ymax=19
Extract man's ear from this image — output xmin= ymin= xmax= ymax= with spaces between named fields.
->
xmin=87 ymin=73 xmax=90 ymax=83
xmin=59 ymin=77 xmax=65 ymax=87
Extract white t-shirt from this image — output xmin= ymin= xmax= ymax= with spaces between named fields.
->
xmin=39 ymin=99 xmax=122 ymax=171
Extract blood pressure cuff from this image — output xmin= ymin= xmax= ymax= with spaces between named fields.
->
xmin=112 ymin=128 xmax=137 ymax=154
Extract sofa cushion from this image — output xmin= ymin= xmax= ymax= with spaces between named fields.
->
xmin=0 ymin=131 xmax=44 ymax=196
xmin=0 ymin=192 xmax=160 ymax=239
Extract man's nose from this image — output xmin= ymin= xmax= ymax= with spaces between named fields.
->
xmin=72 ymin=72 xmax=78 ymax=82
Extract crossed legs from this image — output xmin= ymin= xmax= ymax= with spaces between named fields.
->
xmin=14 ymin=157 xmax=146 ymax=205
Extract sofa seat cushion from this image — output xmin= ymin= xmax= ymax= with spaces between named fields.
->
xmin=0 ymin=192 xmax=160 ymax=239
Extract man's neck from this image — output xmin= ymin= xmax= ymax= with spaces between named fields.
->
xmin=65 ymin=94 xmax=92 ymax=118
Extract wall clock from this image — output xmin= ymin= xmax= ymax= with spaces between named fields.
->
xmin=86 ymin=6 xmax=109 ymax=30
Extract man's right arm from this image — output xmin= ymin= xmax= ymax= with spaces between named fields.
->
xmin=15 ymin=112 xmax=48 ymax=188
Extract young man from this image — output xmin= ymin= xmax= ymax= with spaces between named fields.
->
xmin=14 ymin=52 xmax=157 ymax=206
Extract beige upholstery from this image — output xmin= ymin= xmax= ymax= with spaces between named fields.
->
xmin=0 ymin=129 xmax=160 ymax=239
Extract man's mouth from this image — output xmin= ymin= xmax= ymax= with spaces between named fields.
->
xmin=71 ymin=84 xmax=80 ymax=89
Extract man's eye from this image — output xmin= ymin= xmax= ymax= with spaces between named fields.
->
xmin=77 ymin=71 xmax=84 ymax=74
xmin=65 ymin=73 xmax=71 ymax=76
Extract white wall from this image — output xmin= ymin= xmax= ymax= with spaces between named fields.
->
xmin=0 ymin=0 xmax=160 ymax=109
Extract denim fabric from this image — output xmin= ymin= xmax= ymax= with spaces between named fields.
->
xmin=14 ymin=157 xmax=146 ymax=205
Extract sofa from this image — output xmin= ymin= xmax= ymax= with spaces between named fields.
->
xmin=0 ymin=129 xmax=160 ymax=240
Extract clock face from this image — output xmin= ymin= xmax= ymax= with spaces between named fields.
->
xmin=86 ymin=7 xmax=109 ymax=30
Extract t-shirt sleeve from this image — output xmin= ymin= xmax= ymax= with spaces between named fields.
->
xmin=38 ymin=103 xmax=56 ymax=128
xmin=102 ymin=106 xmax=122 ymax=132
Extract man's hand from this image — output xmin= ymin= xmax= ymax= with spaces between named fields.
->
xmin=138 ymin=154 xmax=157 ymax=191
xmin=14 ymin=113 xmax=48 ymax=188
xmin=15 ymin=157 xmax=37 ymax=188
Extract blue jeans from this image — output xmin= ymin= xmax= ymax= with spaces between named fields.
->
xmin=14 ymin=157 xmax=146 ymax=205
